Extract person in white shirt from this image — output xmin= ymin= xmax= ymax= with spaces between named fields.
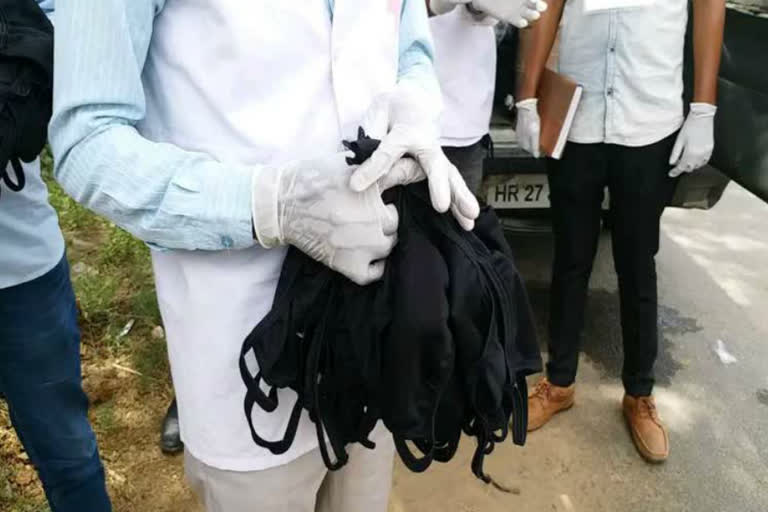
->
xmin=425 ymin=0 xmax=548 ymax=195
xmin=515 ymin=0 xmax=725 ymax=463
xmin=51 ymin=1 xmax=480 ymax=511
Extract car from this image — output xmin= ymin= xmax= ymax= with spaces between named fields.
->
xmin=483 ymin=5 xmax=767 ymax=232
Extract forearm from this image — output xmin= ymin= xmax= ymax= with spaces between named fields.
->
xmin=51 ymin=0 xmax=255 ymax=251
xmin=517 ymin=0 xmax=564 ymax=99
xmin=398 ymin=0 xmax=442 ymax=117
xmin=692 ymin=0 xmax=725 ymax=105
xmin=52 ymin=123 xmax=256 ymax=251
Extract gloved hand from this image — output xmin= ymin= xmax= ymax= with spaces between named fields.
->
xmin=350 ymin=89 xmax=480 ymax=231
xmin=669 ymin=103 xmax=717 ymax=178
xmin=252 ymin=152 xmax=415 ymax=285
xmin=515 ymin=98 xmax=541 ymax=158
xmin=469 ymin=0 xmax=548 ymax=28
xmin=429 ymin=0 xmax=471 ymax=15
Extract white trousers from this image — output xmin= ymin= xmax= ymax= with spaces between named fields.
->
xmin=184 ymin=427 xmax=395 ymax=512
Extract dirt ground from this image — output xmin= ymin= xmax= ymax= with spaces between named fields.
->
xmin=1 ymin=367 xmax=542 ymax=512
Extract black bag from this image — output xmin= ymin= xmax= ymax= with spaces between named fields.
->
xmin=0 ymin=0 xmax=53 ymax=200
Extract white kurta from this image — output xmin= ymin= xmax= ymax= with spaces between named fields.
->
xmin=138 ymin=0 xmax=400 ymax=471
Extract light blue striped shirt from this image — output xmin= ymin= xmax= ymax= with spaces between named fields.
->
xmin=50 ymin=0 xmax=438 ymax=252
xmin=0 ymin=0 xmax=60 ymax=289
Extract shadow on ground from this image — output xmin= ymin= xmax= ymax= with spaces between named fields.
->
xmin=521 ymin=283 xmax=693 ymax=386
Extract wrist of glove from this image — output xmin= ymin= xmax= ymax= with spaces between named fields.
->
xmin=470 ymin=0 xmax=548 ymax=28
xmin=668 ymin=103 xmax=717 ymax=178
xmin=252 ymin=152 xmax=401 ymax=285
xmin=515 ymin=98 xmax=542 ymax=158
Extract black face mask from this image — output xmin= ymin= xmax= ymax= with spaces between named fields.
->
xmin=239 ymin=129 xmax=542 ymax=481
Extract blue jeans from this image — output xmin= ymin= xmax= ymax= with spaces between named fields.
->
xmin=0 ymin=256 xmax=111 ymax=511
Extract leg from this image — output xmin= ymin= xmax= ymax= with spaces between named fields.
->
xmin=442 ymin=140 xmax=488 ymax=197
xmin=607 ymin=134 xmax=679 ymax=397
xmin=0 ymin=257 xmax=111 ymax=512
xmin=546 ymin=142 xmax=609 ymax=387
xmin=316 ymin=423 xmax=395 ymax=512
xmin=184 ymin=448 xmax=327 ymax=512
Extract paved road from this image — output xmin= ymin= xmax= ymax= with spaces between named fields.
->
xmin=391 ymin=183 xmax=768 ymax=512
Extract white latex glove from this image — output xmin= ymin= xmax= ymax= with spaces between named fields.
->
xmin=429 ymin=0 xmax=471 ymax=15
xmin=669 ymin=103 xmax=717 ymax=178
xmin=515 ymin=98 xmax=541 ymax=158
xmin=469 ymin=0 xmax=548 ymax=28
xmin=252 ymin=152 xmax=418 ymax=285
xmin=350 ymin=90 xmax=480 ymax=231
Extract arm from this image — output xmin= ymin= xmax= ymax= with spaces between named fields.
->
xmin=691 ymin=0 xmax=726 ymax=104
xmin=49 ymin=0 xmax=255 ymax=251
xmin=668 ymin=0 xmax=726 ymax=176
xmin=517 ymin=0 xmax=564 ymax=100
xmin=398 ymin=0 xmax=441 ymax=105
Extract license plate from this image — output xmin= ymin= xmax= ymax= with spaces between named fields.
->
xmin=485 ymin=175 xmax=550 ymax=209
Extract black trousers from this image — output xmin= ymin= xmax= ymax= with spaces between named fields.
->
xmin=546 ymin=133 xmax=678 ymax=397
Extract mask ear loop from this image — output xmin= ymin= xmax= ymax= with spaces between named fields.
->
xmin=307 ymin=280 xmax=350 ymax=471
xmin=242 ymin=376 xmax=303 ymax=455
xmin=239 ymin=261 xmax=318 ymax=455
xmin=394 ymin=436 xmax=435 ymax=473
xmin=0 ymin=158 xmax=27 ymax=200
xmin=393 ymin=377 xmax=447 ymax=474
xmin=510 ymin=376 xmax=528 ymax=446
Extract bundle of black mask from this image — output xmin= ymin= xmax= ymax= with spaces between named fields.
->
xmin=239 ymin=130 xmax=542 ymax=482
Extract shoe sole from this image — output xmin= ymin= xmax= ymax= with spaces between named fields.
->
xmin=527 ymin=398 xmax=575 ymax=432
xmin=160 ymin=442 xmax=184 ymax=455
xmin=624 ymin=412 xmax=668 ymax=463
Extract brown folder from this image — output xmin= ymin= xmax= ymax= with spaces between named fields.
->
xmin=537 ymin=69 xmax=583 ymax=159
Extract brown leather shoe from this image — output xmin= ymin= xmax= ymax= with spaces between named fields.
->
xmin=527 ymin=377 xmax=575 ymax=432
xmin=623 ymin=395 xmax=669 ymax=463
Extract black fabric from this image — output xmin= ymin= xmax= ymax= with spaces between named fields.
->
xmin=0 ymin=0 xmax=53 ymax=201
xmin=546 ymin=134 xmax=679 ymax=397
xmin=240 ymin=131 xmax=541 ymax=482
xmin=694 ymin=8 xmax=768 ymax=202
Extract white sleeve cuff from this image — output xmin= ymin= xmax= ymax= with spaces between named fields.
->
xmin=251 ymin=164 xmax=283 ymax=249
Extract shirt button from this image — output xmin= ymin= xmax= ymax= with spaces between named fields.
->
xmin=607 ymin=88 xmax=614 ymax=96
xmin=221 ymin=235 xmax=234 ymax=249
xmin=610 ymin=47 xmax=616 ymax=53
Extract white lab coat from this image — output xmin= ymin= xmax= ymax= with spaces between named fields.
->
xmin=139 ymin=0 xmax=402 ymax=472
xmin=430 ymin=8 xmax=497 ymax=147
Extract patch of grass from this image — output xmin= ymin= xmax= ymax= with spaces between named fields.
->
xmin=133 ymin=338 xmax=171 ymax=393
xmin=99 ymin=227 xmax=150 ymax=270
xmin=130 ymin=287 xmax=162 ymax=326
xmin=93 ymin=400 xmax=117 ymax=435
xmin=72 ymin=270 xmax=120 ymax=344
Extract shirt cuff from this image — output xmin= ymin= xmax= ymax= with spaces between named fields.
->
xmin=178 ymin=162 xmax=258 ymax=251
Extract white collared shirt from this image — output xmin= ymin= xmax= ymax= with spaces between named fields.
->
xmin=558 ymin=0 xmax=689 ymax=147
